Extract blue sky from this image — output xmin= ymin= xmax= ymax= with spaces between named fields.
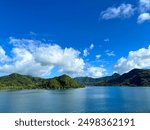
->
xmin=0 ymin=0 xmax=150 ymax=78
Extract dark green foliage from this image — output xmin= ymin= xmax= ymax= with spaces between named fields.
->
xmin=41 ymin=79 xmax=62 ymax=89
xmin=110 ymin=69 xmax=150 ymax=86
xmin=0 ymin=73 xmax=84 ymax=90
xmin=74 ymin=73 xmax=120 ymax=86
xmin=1 ymin=68 xmax=150 ymax=90
xmin=57 ymin=74 xmax=84 ymax=89
xmin=0 ymin=73 xmax=43 ymax=90
xmin=74 ymin=69 xmax=150 ymax=87
xmin=41 ymin=74 xmax=84 ymax=89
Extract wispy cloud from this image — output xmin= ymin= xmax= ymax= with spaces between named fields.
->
xmin=90 ymin=44 xmax=94 ymax=49
xmin=104 ymin=38 xmax=110 ymax=42
xmin=83 ymin=49 xmax=89 ymax=57
xmin=96 ymin=54 xmax=101 ymax=60
xmin=101 ymin=4 xmax=135 ymax=20
xmin=105 ymin=50 xmax=115 ymax=57
xmin=29 ymin=31 xmax=37 ymax=36
xmin=100 ymin=0 xmax=150 ymax=24
xmin=83 ymin=43 xmax=94 ymax=57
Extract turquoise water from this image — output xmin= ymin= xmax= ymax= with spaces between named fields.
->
xmin=0 ymin=87 xmax=150 ymax=113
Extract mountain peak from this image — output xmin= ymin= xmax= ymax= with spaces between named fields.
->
xmin=61 ymin=74 xmax=70 ymax=77
xmin=9 ymin=73 xmax=22 ymax=77
xmin=74 ymin=68 xmax=150 ymax=86
xmin=112 ymin=73 xmax=120 ymax=77
xmin=59 ymin=74 xmax=71 ymax=79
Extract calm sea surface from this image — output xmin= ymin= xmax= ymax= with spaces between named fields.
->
xmin=0 ymin=87 xmax=150 ymax=113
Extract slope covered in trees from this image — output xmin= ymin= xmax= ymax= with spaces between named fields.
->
xmin=0 ymin=73 xmax=84 ymax=90
xmin=74 ymin=69 xmax=150 ymax=87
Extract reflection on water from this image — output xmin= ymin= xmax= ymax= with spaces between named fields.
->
xmin=0 ymin=87 xmax=150 ymax=113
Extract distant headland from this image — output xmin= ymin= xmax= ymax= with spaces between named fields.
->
xmin=75 ymin=68 xmax=150 ymax=87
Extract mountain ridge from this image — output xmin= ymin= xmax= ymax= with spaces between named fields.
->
xmin=74 ymin=68 xmax=150 ymax=87
xmin=1 ymin=68 xmax=150 ymax=90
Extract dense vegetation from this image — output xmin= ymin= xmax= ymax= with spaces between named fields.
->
xmin=40 ymin=74 xmax=84 ymax=89
xmin=0 ymin=73 xmax=84 ymax=90
xmin=74 ymin=69 xmax=150 ymax=87
xmin=1 ymin=68 xmax=150 ymax=90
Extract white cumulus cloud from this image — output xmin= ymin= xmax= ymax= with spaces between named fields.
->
xmin=0 ymin=46 xmax=54 ymax=77
xmin=0 ymin=38 xmax=106 ymax=78
xmin=0 ymin=46 xmax=9 ymax=63
xmin=138 ymin=12 xmax=150 ymax=23
xmin=114 ymin=45 xmax=150 ymax=74
xmin=101 ymin=4 xmax=135 ymax=20
xmin=86 ymin=66 xmax=106 ymax=78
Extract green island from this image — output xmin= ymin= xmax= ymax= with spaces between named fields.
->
xmin=0 ymin=74 xmax=84 ymax=90
xmin=0 ymin=68 xmax=150 ymax=90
